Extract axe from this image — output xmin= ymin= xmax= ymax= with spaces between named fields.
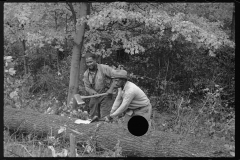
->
xmin=74 ymin=92 xmax=108 ymax=105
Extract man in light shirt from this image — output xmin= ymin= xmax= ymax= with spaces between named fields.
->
xmin=104 ymin=70 xmax=152 ymax=128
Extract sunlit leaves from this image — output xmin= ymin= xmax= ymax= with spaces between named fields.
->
xmin=4 ymin=56 xmax=13 ymax=62
xmin=209 ymin=50 xmax=216 ymax=57
xmin=85 ymin=3 xmax=234 ymax=58
xmin=9 ymin=90 xmax=18 ymax=99
xmin=171 ymin=33 xmax=179 ymax=41
xmin=4 ymin=56 xmax=16 ymax=76
xmin=4 ymin=2 xmax=71 ymax=55
xmin=4 ymin=2 xmax=235 ymax=60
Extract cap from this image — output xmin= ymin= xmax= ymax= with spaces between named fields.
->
xmin=111 ymin=70 xmax=128 ymax=79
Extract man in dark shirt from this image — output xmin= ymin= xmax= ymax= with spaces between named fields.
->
xmin=83 ymin=53 xmax=116 ymax=119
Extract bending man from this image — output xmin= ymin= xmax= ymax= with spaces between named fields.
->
xmin=105 ymin=70 xmax=152 ymax=128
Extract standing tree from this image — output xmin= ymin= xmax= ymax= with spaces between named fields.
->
xmin=67 ymin=3 xmax=90 ymax=107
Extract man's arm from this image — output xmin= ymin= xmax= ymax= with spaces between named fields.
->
xmin=110 ymin=89 xmax=135 ymax=117
xmin=101 ymin=64 xmax=115 ymax=78
xmin=100 ymin=64 xmax=117 ymax=94
xmin=110 ymin=88 xmax=122 ymax=113
xmin=83 ymin=72 xmax=97 ymax=95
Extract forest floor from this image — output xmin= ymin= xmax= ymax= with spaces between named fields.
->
xmin=3 ymin=95 xmax=235 ymax=157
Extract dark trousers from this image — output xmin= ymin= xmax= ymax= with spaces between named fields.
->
xmin=89 ymin=95 xmax=114 ymax=118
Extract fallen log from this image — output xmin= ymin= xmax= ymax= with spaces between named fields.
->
xmin=4 ymin=107 xmax=227 ymax=157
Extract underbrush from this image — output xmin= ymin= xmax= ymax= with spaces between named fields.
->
xmin=4 ymin=128 xmax=124 ymax=157
xmin=4 ymin=81 xmax=235 ymax=157
xmin=4 ymin=93 xmax=235 ymax=157
xmin=150 ymin=87 xmax=235 ymax=157
xmin=4 ymin=82 xmax=235 ymax=157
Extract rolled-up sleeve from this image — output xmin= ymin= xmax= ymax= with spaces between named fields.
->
xmin=111 ymin=88 xmax=122 ymax=111
xmin=101 ymin=64 xmax=115 ymax=78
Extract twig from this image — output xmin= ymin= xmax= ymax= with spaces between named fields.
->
xmin=6 ymin=143 xmax=33 ymax=157
xmin=186 ymin=96 xmax=210 ymax=135
xmin=164 ymin=57 xmax=170 ymax=91
xmin=68 ymin=128 xmax=83 ymax=135
xmin=135 ymin=3 xmax=145 ymax=12
xmin=165 ymin=56 xmax=170 ymax=81
xmin=9 ymin=119 xmax=25 ymax=139
xmin=175 ymin=97 xmax=184 ymax=124
xmin=156 ymin=57 xmax=161 ymax=90
xmin=6 ymin=149 xmax=21 ymax=157
xmin=192 ymin=96 xmax=209 ymax=125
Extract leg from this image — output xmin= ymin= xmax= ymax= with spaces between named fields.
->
xmin=123 ymin=113 xmax=132 ymax=128
xmin=134 ymin=104 xmax=152 ymax=131
xmin=89 ymin=97 xmax=100 ymax=119
xmin=99 ymin=95 xmax=114 ymax=118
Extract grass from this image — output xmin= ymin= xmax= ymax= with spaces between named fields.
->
xmin=4 ymin=91 xmax=235 ymax=157
xmin=4 ymin=125 xmax=125 ymax=157
xmin=4 ymin=108 xmax=234 ymax=157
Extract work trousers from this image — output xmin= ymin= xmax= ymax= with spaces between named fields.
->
xmin=89 ymin=94 xmax=114 ymax=119
xmin=123 ymin=103 xmax=152 ymax=132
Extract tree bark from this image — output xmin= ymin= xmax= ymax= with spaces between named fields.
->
xmin=78 ymin=4 xmax=90 ymax=96
xmin=67 ymin=3 xmax=90 ymax=107
xmin=4 ymin=107 xmax=228 ymax=157
xmin=65 ymin=13 xmax=68 ymax=49
xmin=67 ymin=3 xmax=77 ymax=33
xmin=54 ymin=12 xmax=60 ymax=73
xmin=231 ymin=9 xmax=235 ymax=41
xmin=78 ymin=47 xmax=87 ymax=93
xmin=54 ymin=11 xmax=58 ymax=31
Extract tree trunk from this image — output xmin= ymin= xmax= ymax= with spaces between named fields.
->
xmin=67 ymin=3 xmax=90 ymax=107
xmin=49 ymin=54 xmax=52 ymax=67
xmin=65 ymin=13 xmax=68 ymax=49
xmin=57 ymin=50 xmax=60 ymax=73
xmin=21 ymin=40 xmax=28 ymax=75
xmin=78 ymin=4 xmax=91 ymax=96
xmin=231 ymin=9 xmax=235 ymax=41
xmin=78 ymin=47 xmax=87 ymax=94
xmin=54 ymin=12 xmax=60 ymax=74
xmin=54 ymin=11 xmax=58 ymax=31
xmin=67 ymin=3 xmax=77 ymax=33
xmin=4 ymin=107 xmax=228 ymax=157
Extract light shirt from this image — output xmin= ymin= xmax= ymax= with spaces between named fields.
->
xmin=111 ymin=81 xmax=150 ymax=117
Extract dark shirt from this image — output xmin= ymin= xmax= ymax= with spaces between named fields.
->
xmin=83 ymin=64 xmax=115 ymax=95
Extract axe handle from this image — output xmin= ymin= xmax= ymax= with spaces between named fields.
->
xmin=81 ymin=92 xmax=108 ymax=99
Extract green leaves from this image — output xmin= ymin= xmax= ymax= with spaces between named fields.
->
xmin=84 ymin=3 xmax=234 ymax=58
xmin=4 ymin=56 xmax=16 ymax=76
xmin=7 ymin=68 xmax=17 ymax=76
xmin=4 ymin=56 xmax=13 ymax=62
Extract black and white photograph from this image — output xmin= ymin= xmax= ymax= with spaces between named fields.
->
xmin=4 ymin=2 xmax=235 ymax=157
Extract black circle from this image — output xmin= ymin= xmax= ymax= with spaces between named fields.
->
xmin=127 ymin=115 xmax=149 ymax=136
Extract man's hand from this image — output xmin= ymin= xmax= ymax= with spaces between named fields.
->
xmin=111 ymin=79 xmax=118 ymax=88
xmin=106 ymin=88 xmax=113 ymax=95
xmin=110 ymin=109 xmax=116 ymax=115
xmin=104 ymin=115 xmax=113 ymax=122
xmin=92 ymin=91 xmax=98 ymax=95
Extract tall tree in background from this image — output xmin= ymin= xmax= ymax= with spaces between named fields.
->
xmin=231 ymin=6 xmax=235 ymax=41
xmin=67 ymin=3 xmax=90 ymax=107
